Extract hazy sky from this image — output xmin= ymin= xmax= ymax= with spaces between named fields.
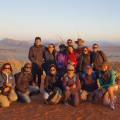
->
xmin=0 ymin=0 xmax=120 ymax=41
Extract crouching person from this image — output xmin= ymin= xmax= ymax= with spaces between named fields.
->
xmin=15 ymin=63 xmax=40 ymax=103
xmin=42 ymin=64 xmax=62 ymax=104
xmin=63 ymin=64 xmax=81 ymax=106
xmin=80 ymin=65 xmax=98 ymax=102
xmin=97 ymin=63 xmax=118 ymax=110
xmin=0 ymin=63 xmax=18 ymax=108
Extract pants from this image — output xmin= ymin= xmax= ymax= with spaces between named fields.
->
xmin=32 ymin=63 xmax=42 ymax=87
xmin=64 ymin=89 xmax=79 ymax=106
xmin=0 ymin=89 xmax=18 ymax=107
xmin=17 ymin=86 xmax=40 ymax=103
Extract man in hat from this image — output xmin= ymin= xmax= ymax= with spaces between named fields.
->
xmin=91 ymin=43 xmax=107 ymax=71
xmin=75 ymin=38 xmax=86 ymax=57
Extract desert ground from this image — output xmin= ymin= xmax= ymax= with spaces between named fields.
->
xmin=0 ymin=45 xmax=120 ymax=120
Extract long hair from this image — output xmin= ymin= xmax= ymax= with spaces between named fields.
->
xmin=0 ymin=63 xmax=13 ymax=73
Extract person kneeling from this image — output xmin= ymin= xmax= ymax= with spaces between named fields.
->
xmin=80 ymin=65 xmax=98 ymax=102
xmin=15 ymin=63 xmax=40 ymax=103
xmin=97 ymin=63 xmax=118 ymax=110
xmin=42 ymin=64 xmax=62 ymax=104
xmin=62 ymin=64 xmax=81 ymax=106
xmin=0 ymin=63 xmax=18 ymax=108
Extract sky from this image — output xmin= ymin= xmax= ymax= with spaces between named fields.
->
xmin=0 ymin=0 xmax=120 ymax=42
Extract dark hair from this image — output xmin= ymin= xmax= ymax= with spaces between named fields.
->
xmin=59 ymin=44 xmax=66 ymax=49
xmin=67 ymin=39 xmax=72 ymax=43
xmin=49 ymin=64 xmax=57 ymax=71
xmin=92 ymin=43 xmax=99 ymax=48
xmin=82 ymin=46 xmax=90 ymax=54
xmin=0 ymin=63 xmax=13 ymax=73
xmin=35 ymin=37 xmax=41 ymax=42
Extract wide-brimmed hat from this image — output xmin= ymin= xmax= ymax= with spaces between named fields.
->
xmin=75 ymin=38 xmax=85 ymax=44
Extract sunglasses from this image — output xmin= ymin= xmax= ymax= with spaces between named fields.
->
xmin=4 ymin=67 xmax=10 ymax=70
xmin=93 ymin=46 xmax=98 ymax=49
xmin=25 ymin=67 xmax=32 ymax=69
xmin=67 ymin=69 xmax=74 ymax=71
xmin=50 ymin=69 xmax=56 ymax=71
xmin=84 ymin=49 xmax=88 ymax=52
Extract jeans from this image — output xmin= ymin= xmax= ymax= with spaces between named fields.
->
xmin=17 ymin=86 xmax=40 ymax=103
xmin=64 ymin=89 xmax=79 ymax=106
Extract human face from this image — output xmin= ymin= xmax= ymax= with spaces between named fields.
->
xmin=35 ymin=39 xmax=41 ymax=46
xmin=3 ymin=65 xmax=11 ymax=74
xmin=48 ymin=45 xmax=54 ymax=53
xmin=50 ymin=67 xmax=57 ymax=75
xmin=83 ymin=48 xmax=88 ymax=54
xmin=24 ymin=65 xmax=32 ymax=73
xmin=67 ymin=40 xmax=73 ymax=46
xmin=78 ymin=41 xmax=84 ymax=47
xmin=93 ymin=45 xmax=99 ymax=52
xmin=86 ymin=68 xmax=93 ymax=75
xmin=67 ymin=69 xmax=75 ymax=75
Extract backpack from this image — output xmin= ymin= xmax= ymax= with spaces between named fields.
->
xmin=47 ymin=87 xmax=63 ymax=104
xmin=65 ymin=74 xmax=78 ymax=87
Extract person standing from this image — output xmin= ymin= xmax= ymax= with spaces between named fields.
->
xmin=28 ymin=37 xmax=45 ymax=87
xmin=91 ymin=43 xmax=107 ymax=71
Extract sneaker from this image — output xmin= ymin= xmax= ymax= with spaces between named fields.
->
xmin=110 ymin=102 xmax=115 ymax=110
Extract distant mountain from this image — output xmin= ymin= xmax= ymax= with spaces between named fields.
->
xmin=87 ymin=40 xmax=120 ymax=47
xmin=0 ymin=38 xmax=32 ymax=49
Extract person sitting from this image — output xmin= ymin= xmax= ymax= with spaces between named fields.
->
xmin=0 ymin=63 xmax=18 ymax=107
xmin=15 ymin=63 xmax=40 ymax=103
xmin=80 ymin=65 xmax=98 ymax=102
xmin=62 ymin=64 xmax=81 ymax=106
xmin=42 ymin=64 xmax=62 ymax=104
xmin=97 ymin=63 xmax=118 ymax=110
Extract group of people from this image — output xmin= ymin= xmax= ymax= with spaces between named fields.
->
xmin=0 ymin=37 xmax=119 ymax=110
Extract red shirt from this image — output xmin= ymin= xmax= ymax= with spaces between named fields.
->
xmin=67 ymin=52 xmax=78 ymax=68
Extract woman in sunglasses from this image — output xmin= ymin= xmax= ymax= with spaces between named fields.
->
xmin=43 ymin=43 xmax=57 ymax=74
xmin=15 ymin=62 xmax=40 ymax=103
xmin=42 ymin=64 xmax=62 ymax=104
xmin=62 ymin=64 xmax=81 ymax=106
xmin=0 ymin=63 xmax=18 ymax=107
xmin=78 ymin=46 xmax=91 ymax=74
